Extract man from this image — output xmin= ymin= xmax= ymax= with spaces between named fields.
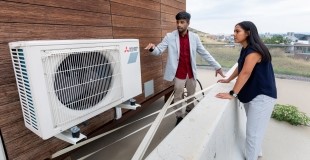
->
xmin=145 ymin=11 xmax=225 ymax=125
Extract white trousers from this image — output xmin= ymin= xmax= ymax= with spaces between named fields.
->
xmin=173 ymin=77 xmax=196 ymax=118
xmin=243 ymin=95 xmax=276 ymax=160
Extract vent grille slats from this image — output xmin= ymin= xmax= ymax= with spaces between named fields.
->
xmin=10 ymin=49 xmax=38 ymax=130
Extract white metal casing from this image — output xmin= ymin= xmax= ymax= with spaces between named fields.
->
xmin=9 ymin=39 xmax=142 ymax=140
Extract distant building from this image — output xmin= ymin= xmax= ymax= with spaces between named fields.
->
xmin=261 ymin=32 xmax=272 ymax=38
xmin=286 ymin=32 xmax=298 ymax=42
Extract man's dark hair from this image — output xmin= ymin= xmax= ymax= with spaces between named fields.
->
xmin=175 ymin=11 xmax=191 ymax=22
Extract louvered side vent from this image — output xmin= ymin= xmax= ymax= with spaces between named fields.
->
xmin=11 ymin=49 xmax=38 ymax=130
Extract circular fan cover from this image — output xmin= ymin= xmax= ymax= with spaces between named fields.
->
xmin=54 ymin=52 xmax=113 ymax=110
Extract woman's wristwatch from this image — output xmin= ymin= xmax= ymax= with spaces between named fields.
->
xmin=229 ymin=90 xmax=238 ymax=98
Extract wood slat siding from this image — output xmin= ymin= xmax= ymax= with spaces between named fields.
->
xmin=161 ymin=0 xmax=186 ymax=10
xmin=0 ymin=1 xmax=112 ymax=26
xmin=0 ymin=101 xmax=22 ymax=129
xmin=110 ymin=2 xmax=161 ymax=20
xmin=161 ymin=12 xmax=177 ymax=22
xmin=0 ymin=0 xmax=185 ymax=159
xmin=3 ymin=0 xmax=111 ymax=13
xmin=110 ymin=0 xmax=161 ymax=11
xmin=112 ymin=15 xmax=161 ymax=28
xmin=161 ymin=4 xmax=184 ymax=15
xmin=0 ymin=23 xmax=113 ymax=43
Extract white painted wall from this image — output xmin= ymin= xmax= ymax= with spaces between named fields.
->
xmin=0 ymin=134 xmax=6 ymax=160
xmin=146 ymin=83 xmax=247 ymax=160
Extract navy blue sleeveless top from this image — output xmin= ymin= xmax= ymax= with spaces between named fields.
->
xmin=237 ymin=46 xmax=277 ymax=103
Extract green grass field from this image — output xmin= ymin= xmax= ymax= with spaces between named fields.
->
xmin=197 ymin=44 xmax=310 ymax=77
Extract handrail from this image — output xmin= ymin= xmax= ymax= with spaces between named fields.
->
xmin=132 ymin=92 xmax=174 ymax=160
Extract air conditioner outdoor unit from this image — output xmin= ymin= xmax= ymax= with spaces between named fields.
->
xmin=9 ymin=39 xmax=142 ymax=142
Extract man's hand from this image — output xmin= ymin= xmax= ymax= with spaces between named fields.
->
xmin=145 ymin=43 xmax=155 ymax=51
xmin=215 ymin=68 xmax=225 ymax=78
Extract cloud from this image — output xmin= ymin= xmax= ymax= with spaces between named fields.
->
xmin=187 ymin=0 xmax=310 ymax=34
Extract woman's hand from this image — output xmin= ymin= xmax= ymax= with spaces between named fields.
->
xmin=217 ymin=79 xmax=230 ymax=83
xmin=215 ymin=93 xmax=233 ymax=99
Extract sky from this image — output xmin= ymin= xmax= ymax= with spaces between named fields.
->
xmin=186 ymin=0 xmax=310 ymax=35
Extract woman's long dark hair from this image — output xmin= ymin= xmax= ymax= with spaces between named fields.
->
xmin=237 ymin=21 xmax=272 ymax=62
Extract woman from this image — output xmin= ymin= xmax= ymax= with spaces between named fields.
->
xmin=216 ymin=21 xmax=277 ymax=160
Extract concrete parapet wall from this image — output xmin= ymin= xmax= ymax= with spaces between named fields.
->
xmin=146 ymin=83 xmax=247 ymax=160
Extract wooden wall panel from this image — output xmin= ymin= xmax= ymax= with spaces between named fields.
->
xmin=1 ymin=119 xmax=30 ymax=144
xmin=161 ymin=4 xmax=183 ymax=15
xmin=111 ymin=2 xmax=160 ymax=19
xmin=4 ymin=129 xmax=43 ymax=160
xmin=161 ymin=12 xmax=176 ymax=22
xmin=142 ymin=59 xmax=163 ymax=75
xmin=0 ymin=100 xmax=22 ymax=129
xmin=161 ymin=0 xmax=186 ymax=10
xmin=0 ymin=1 xmax=111 ymax=26
xmin=0 ymin=23 xmax=113 ymax=44
xmin=4 ymin=0 xmax=111 ymax=13
xmin=0 ymin=87 xmax=19 ymax=107
xmin=112 ymin=15 xmax=161 ymax=28
xmin=111 ymin=0 xmax=160 ymax=11
xmin=142 ymin=69 xmax=163 ymax=83
xmin=0 ymin=73 xmax=15 ymax=87
xmin=139 ymin=37 xmax=162 ymax=47
xmin=153 ymin=76 xmax=165 ymax=95
xmin=113 ymin=27 xmax=161 ymax=38
xmin=175 ymin=0 xmax=186 ymax=3
xmin=0 ymin=44 xmax=16 ymax=86
xmin=161 ymin=20 xmax=176 ymax=29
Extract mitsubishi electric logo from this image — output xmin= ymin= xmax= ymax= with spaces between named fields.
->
xmin=124 ymin=46 xmax=129 ymax=53
xmin=124 ymin=46 xmax=138 ymax=53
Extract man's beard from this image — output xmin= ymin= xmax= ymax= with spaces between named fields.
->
xmin=177 ymin=27 xmax=186 ymax=33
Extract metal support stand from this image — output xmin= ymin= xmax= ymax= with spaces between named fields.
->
xmin=55 ymin=127 xmax=87 ymax=145
xmin=115 ymin=100 xmax=141 ymax=120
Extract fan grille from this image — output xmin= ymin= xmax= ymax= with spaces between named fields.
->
xmin=54 ymin=51 xmax=113 ymax=110
xmin=42 ymin=47 xmax=123 ymax=127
